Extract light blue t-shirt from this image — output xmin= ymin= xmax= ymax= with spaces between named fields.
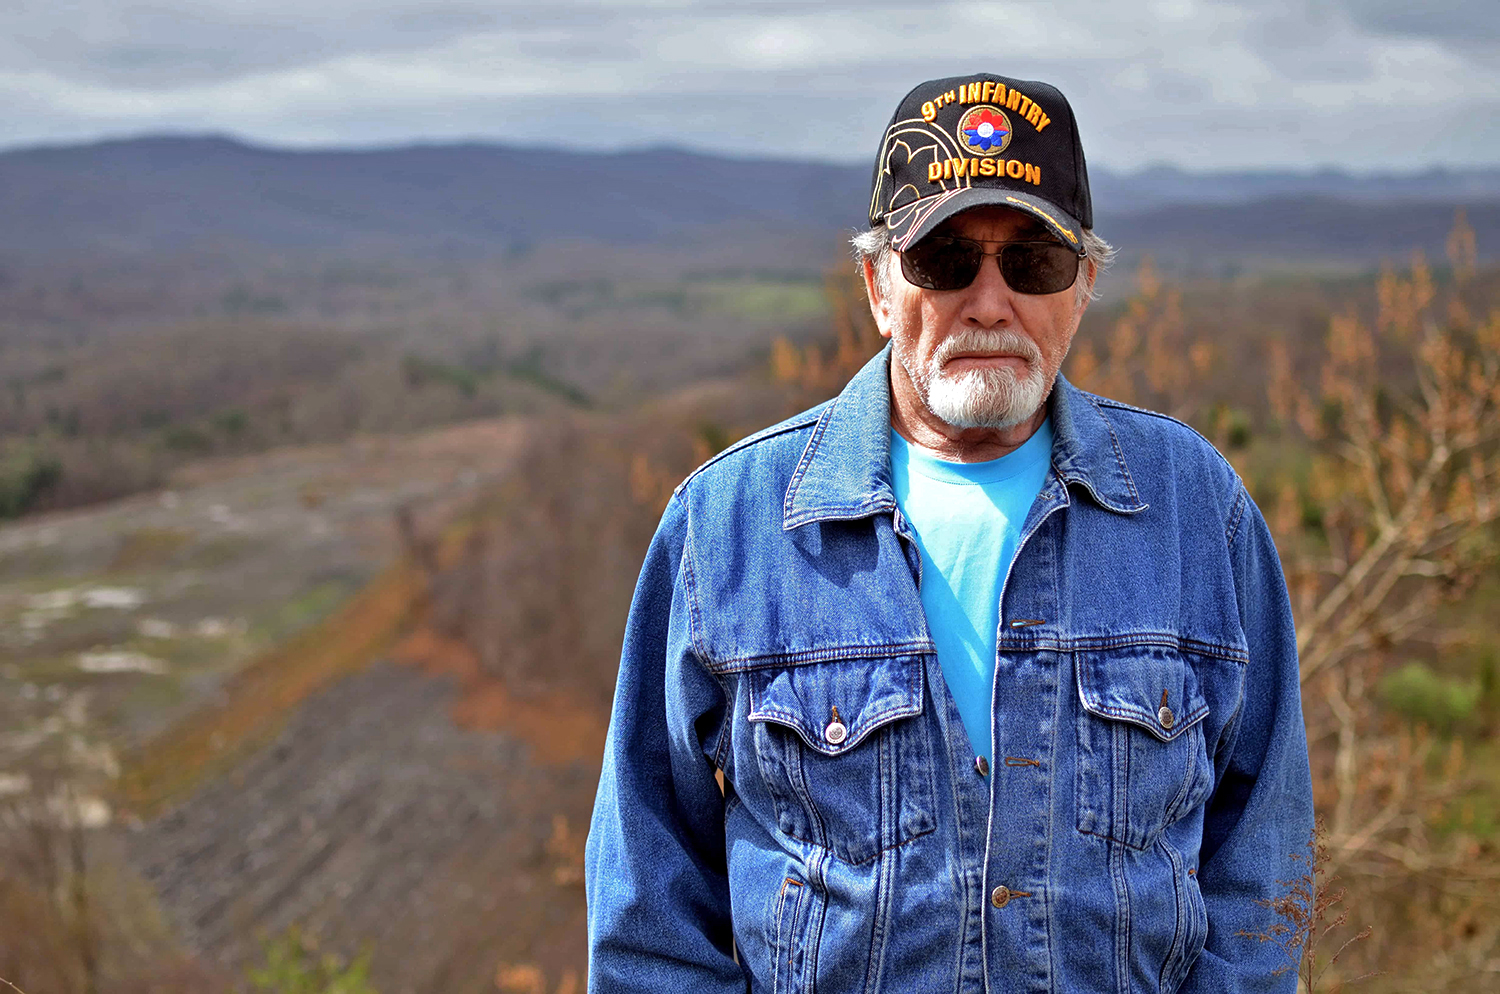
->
xmin=889 ymin=419 xmax=1054 ymax=763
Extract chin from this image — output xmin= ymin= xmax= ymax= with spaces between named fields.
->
xmin=926 ymin=366 xmax=1049 ymax=430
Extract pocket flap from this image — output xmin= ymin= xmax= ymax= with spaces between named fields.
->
xmin=748 ymin=654 xmax=925 ymax=757
xmin=1077 ymin=646 xmax=1209 ymax=743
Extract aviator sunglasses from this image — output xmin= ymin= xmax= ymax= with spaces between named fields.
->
xmin=899 ymin=235 xmax=1083 ymax=295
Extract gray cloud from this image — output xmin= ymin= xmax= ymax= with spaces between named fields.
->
xmin=1340 ymin=0 xmax=1500 ymax=46
xmin=5 ymin=3 xmax=587 ymax=87
xmin=3 ymin=0 xmax=1496 ymax=169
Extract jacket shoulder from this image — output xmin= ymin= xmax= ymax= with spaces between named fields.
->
xmin=1087 ymin=393 xmax=1246 ymax=526
xmin=1089 ymin=394 xmax=1229 ymax=459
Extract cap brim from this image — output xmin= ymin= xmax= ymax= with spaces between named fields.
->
xmin=888 ymin=186 xmax=1086 ymax=256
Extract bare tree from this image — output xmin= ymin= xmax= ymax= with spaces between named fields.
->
xmin=1266 ymin=223 xmax=1500 ymax=883
xmin=1068 ymin=217 xmax=1500 ymax=988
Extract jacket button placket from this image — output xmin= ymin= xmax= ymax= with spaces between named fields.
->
xmin=984 ymin=495 xmax=1064 ymax=986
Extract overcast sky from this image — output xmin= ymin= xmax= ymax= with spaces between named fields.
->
xmin=3 ymin=0 xmax=1497 ymax=171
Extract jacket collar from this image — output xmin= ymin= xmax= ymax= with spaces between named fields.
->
xmin=782 ymin=345 xmax=1147 ymax=530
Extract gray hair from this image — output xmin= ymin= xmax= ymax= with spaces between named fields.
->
xmin=850 ymin=223 xmax=1115 ymax=307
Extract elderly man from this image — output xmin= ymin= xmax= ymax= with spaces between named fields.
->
xmin=586 ymin=72 xmax=1313 ymax=993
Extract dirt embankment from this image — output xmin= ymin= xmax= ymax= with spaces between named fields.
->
xmin=128 ymin=654 xmax=596 ymax=994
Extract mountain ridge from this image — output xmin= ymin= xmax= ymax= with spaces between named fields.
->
xmin=3 ymin=134 xmax=1496 ymax=267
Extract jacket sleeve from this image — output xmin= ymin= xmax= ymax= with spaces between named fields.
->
xmin=1181 ymin=484 xmax=1315 ymax=994
xmin=585 ymin=490 xmax=743 ymax=992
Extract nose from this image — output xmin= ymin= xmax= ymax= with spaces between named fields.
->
xmin=959 ymin=252 xmax=1016 ymax=329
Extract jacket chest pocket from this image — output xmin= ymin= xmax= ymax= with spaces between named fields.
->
xmin=1074 ymin=647 xmax=1213 ymax=850
xmin=747 ymin=654 xmax=936 ymax=864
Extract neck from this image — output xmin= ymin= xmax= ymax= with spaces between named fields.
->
xmin=888 ymin=359 xmax=1050 ymax=462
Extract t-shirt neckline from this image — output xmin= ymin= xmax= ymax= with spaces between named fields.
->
xmin=890 ymin=418 xmax=1054 ymax=486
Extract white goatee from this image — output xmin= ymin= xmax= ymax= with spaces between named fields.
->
xmin=894 ymin=325 xmax=1049 ymax=430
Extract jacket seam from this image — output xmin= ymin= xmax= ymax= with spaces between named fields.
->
xmin=750 ymin=702 xmax=918 ymax=727
xmin=862 ymin=790 xmax=895 ymax=994
xmin=992 ymin=632 xmax=1249 ymax=663
xmin=1080 ymin=701 xmax=1211 ymax=738
xmin=1093 ymin=393 xmax=1242 ymax=490
xmin=677 ymin=492 xmax=708 ymax=661
xmin=748 ymin=702 xmax=923 ymax=753
xmin=1225 ymin=481 xmax=1249 ymax=548
xmin=1219 ymin=482 xmax=1251 ymax=775
xmin=1156 ymin=837 xmax=1189 ymax=992
xmin=677 ymin=494 xmax=735 ymax=772
xmin=778 ymin=819 xmax=937 ymax=866
xmin=1213 ymin=671 xmax=1248 ymax=771
xmin=703 ymin=641 xmax=937 ymax=674
xmin=1093 ymin=395 xmax=1218 ymax=444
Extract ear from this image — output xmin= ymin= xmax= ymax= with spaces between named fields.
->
xmin=862 ymin=256 xmax=895 ymax=341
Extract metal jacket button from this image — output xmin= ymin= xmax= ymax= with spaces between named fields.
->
xmin=974 ymin=755 xmax=990 ymax=777
xmin=990 ymin=886 xmax=1011 ymax=909
xmin=824 ymin=705 xmax=847 ymax=745
xmin=1157 ymin=690 xmax=1175 ymax=729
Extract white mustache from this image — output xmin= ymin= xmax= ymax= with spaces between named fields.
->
xmin=931 ymin=329 xmax=1041 ymax=370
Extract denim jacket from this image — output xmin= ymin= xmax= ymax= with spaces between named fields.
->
xmin=586 ymin=347 xmax=1313 ymax=994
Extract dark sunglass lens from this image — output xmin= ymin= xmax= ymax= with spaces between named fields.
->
xmin=1000 ymin=242 xmax=1079 ymax=295
xmin=901 ymin=238 xmax=982 ymax=291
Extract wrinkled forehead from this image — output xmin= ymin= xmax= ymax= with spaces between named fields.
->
xmin=930 ymin=205 xmax=1053 ymax=243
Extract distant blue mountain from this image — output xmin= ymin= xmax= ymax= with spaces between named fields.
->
xmin=1090 ymin=163 xmax=1500 ymax=213
xmin=0 ymin=135 xmax=868 ymax=258
xmin=1 ymin=134 xmax=1495 ymax=265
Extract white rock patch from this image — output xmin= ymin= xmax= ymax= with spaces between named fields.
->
xmin=81 ymin=586 xmax=145 ymax=609
xmin=78 ymin=651 xmax=167 ymax=675
xmin=138 ymin=618 xmax=179 ymax=638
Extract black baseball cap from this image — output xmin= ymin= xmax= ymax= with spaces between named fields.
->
xmin=868 ymin=73 xmax=1093 ymax=255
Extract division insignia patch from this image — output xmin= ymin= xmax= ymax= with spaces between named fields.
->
xmin=956 ymin=105 xmax=1013 ymax=155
